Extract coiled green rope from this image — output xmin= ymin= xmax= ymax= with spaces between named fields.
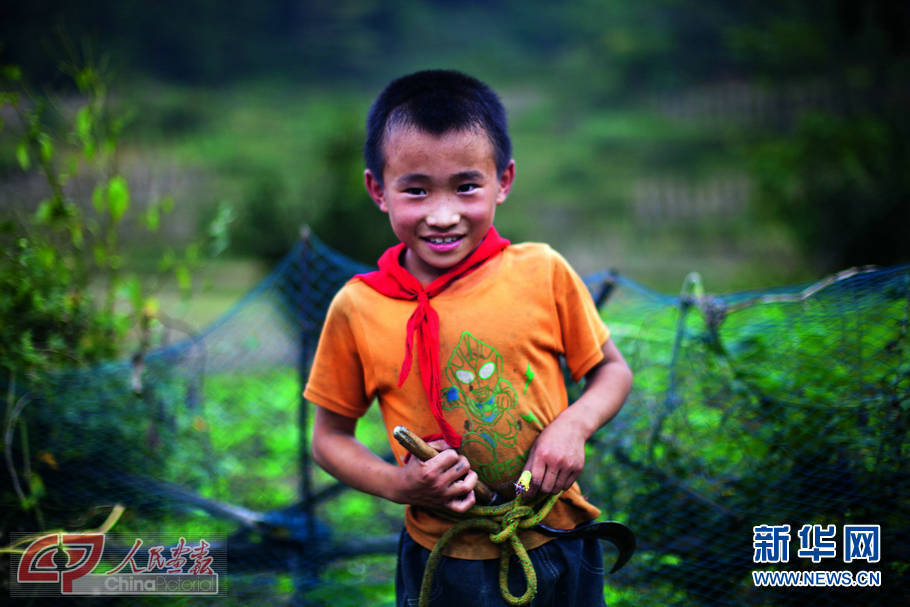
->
xmin=419 ymin=482 xmax=562 ymax=607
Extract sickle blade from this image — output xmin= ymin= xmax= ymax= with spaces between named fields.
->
xmin=535 ymin=521 xmax=636 ymax=573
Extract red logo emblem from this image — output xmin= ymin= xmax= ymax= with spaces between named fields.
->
xmin=17 ymin=533 xmax=105 ymax=593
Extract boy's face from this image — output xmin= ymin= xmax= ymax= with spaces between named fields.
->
xmin=365 ymin=126 xmax=515 ymax=285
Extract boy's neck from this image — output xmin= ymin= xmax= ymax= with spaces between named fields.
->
xmin=400 ymin=231 xmax=499 ymax=287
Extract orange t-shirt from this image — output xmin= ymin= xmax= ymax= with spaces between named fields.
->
xmin=303 ymin=242 xmax=610 ymax=559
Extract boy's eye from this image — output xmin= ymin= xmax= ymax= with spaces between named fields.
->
xmin=457 ymin=183 xmax=479 ymax=193
xmin=404 ymin=187 xmax=426 ymax=196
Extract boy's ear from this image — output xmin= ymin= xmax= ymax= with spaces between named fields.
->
xmin=496 ymin=159 xmax=516 ymax=205
xmin=364 ymin=169 xmax=388 ymax=212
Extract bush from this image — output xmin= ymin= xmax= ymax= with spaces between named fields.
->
xmin=0 ymin=61 xmax=219 ymax=529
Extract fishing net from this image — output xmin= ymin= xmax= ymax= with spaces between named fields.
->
xmin=2 ymin=232 xmax=907 ymax=605
xmin=586 ymin=266 xmax=908 ymax=605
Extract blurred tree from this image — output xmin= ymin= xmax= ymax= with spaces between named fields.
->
xmin=731 ymin=0 xmax=910 ymax=269
xmin=227 ymin=167 xmax=301 ymax=263
xmin=751 ymin=111 xmax=909 ymax=270
xmin=309 ymin=110 xmax=397 ymax=266
xmin=554 ymin=0 xmax=908 ymax=269
xmin=3 ymin=0 xmax=907 ymax=270
xmin=1 ymin=0 xmax=406 ymax=84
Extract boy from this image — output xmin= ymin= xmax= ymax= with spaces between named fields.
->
xmin=305 ymin=70 xmax=633 ymax=606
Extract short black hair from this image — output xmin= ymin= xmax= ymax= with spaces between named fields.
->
xmin=364 ymin=70 xmax=512 ymax=186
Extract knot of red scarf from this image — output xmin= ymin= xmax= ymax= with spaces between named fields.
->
xmin=354 ymin=226 xmax=510 ymax=448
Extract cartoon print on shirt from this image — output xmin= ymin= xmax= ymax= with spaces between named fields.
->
xmin=441 ymin=331 xmax=530 ymax=489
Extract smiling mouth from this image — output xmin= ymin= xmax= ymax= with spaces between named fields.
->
xmin=422 ymin=235 xmax=463 ymax=245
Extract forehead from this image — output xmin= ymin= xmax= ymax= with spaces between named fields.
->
xmin=381 ymin=126 xmax=497 ymax=178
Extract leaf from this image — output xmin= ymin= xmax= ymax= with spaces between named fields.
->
xmin=35 ymin=245 xmax=57 ymax=268
xmin=35 ymin=199 xmax=52 ymax=223
xmin=145 ymin=205 xmax=160 ymax=232
xmin=160 ymin=195 xmax=174 ymax=213
xmin=107 ymin=176 xmax=130 ymax=223
xmin=75 ymin=106 xmax=94 ymax=157
xmin=75 ymin=67 xmax=103 ymax=95
xmin=175 ymin=264 xmax=192 ymax=294
xmin=158 ymin=248 xmax=176 ymax=272
xmin=16 ymin=141 xmax=30 ymax=170
xmin=28 ymin=471 xmax=46 ymax=499
xmin=93 ymin=242 xmax=107 ymax=267
xmin=70 ymin=222 xmax=83 ymax=249
xmin=38 ymin=133 xmax=53 ymax=163
xmin=92 ymin=183 xmax=106 ymax=214
xmin=75 ymin=105 xmax=91 ymax=137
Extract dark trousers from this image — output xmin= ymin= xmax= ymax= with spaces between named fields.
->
xmin=396 ymin=528 xmax=607 ymax=607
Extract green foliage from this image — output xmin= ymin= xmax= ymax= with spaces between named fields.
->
xmin=0 ymin=63 xmax=237 ymax=379
xmin=302 ymin=554 xmax=396 ymax=607
xmin=4 ymin=1 xmax=908 ymax=283
xmin=3 ymin=64 xmax=142 ymax=379
xmin=749 ymin=110 xmax=910 ymax=270
xmin=200 ymin=369 xmax=300 ymax=510
xmin=308 ymin=109 xmax=398 ymax=265
xmin=585 ymin=272 xmax=909 ymax=604
xmin=220 ymin=101 xmax=394 ymax=266
xmin=225 ymin=166 xmax=299 ymax=263
xmin=3 ymin=5 xmax=908 ymax=602
xmin=0 ymin=62 xmax=230 ymax=528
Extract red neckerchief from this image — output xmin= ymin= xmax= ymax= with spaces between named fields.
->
xmin=354 ymin=226 xmax=510 ymax=448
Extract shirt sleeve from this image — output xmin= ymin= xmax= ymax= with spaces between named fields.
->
xmin=550 ymin=248 xmax=610 ymax=382
xmin=303 ymin=287 xmax=372 ymax=418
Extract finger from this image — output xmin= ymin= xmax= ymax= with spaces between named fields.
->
xmin=426 ymin=448 xmax=460 ymax=472
xmin=446 ymin=488 xmax=476 ymax=513
xmin=427 ymin=439 xmax=453 ymax=452
xmin=440 ymin=475 xmax=477 ymax=506
xmin=529 ymin=456 xmax=549 ymax=496
xmin=439 ymin=455 xmax=473 ymax=486
xmin=554 ymin=469 xmax=575 ymax=494
xmin=446 ymin=470 xmax=478 ymax=496
xmin=562 ymin=469 xmax=581 ymax=492
xmin=539 ymin=466 xmax=557 ymax=495
xmin=549 ymin=464 xmax=581 ymax=493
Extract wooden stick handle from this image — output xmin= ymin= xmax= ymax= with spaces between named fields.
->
xmin=392 ymin=425 xmax=498 ymax=505
xmin=392 ymin=425 xmax=441 ymax=461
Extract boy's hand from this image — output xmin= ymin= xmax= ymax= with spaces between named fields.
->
xmin=522 ymin=417 xmax=586 ymax=497
xmin=522 ymin=338 xmax=633 ymax=497
xmin=311 ymin=409 xmax=479 ymax=513
xmin=395 ymin=440 xmax=478 ymax=513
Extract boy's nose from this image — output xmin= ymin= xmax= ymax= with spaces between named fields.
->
xmin=425 ymin=199 xmax=460 ymax=228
